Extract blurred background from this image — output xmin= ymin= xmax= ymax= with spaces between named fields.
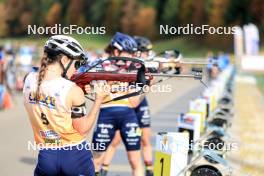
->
xmin=0 ymin=0 xmax=263 ymax=53
xmin=0 ymin=0 xmax=263 ymax=93
xmin=0 ymin=0 xmax=264 ymax=175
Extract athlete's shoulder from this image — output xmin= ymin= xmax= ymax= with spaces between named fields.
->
xmin=24 ymin=71 xmax=38 ymax=86
xmin=60 ymin=77 xmax=76 ymax=87
xmin=57 ymin=77 xmax=79 ymax=97
xmin=24 ymin=66 xmax=39 ymax=81
xmin=71 ymin=85 xmax=84 ymax=98
xmin=23 ymin=71 xmax=38 ymax=93
xmin=68 ymin=84 xmax=85 ymax=106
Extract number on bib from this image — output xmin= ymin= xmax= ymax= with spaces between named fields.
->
xmin=41 ymin=113 xmax=49 ymax=125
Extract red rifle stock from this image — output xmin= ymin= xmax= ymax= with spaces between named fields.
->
xmin=70 ymin=71 xmax=200 ymax=92
xmin=70 ymin=72 xmax=140 ymax=91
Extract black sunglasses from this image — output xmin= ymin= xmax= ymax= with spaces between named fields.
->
xmin=74 ymin=60 xmax=86 ymax=69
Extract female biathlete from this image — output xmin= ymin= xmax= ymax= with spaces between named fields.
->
xmin=92 ymin=32 xmax=145 ymax=176
xmin=23 ymin=35 xmax=108 ymax=176
xmin=100 ymin=36 xmax=154 ymax=176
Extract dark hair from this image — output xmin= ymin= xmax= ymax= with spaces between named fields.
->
xmin=104 ymin=44 xmax=115 ymax=55
xmin=36 ymin=53 xmax=64 ymax=101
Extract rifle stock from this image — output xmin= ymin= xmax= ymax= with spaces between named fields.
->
xmin=71 ymin=71 xmax=201 ymax=92
xmin=70 ymin=72 xmax=140 ymax=91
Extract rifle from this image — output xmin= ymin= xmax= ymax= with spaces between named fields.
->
xmin=71 ymin=71 xmax=203 ymax=91
xmin=70 ymin=56 xmax=203 ymax=102
xmin=145 ymin=49 xmax=208 ymax=74
xmin=71 ymin=72 xmax=152 ymax=92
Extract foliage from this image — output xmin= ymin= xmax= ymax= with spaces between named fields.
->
xmin=0 ymin=0 xmax=263 ymax=49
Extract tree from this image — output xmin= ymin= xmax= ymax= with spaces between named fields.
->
xmin=4 ymin=0 xmax=24 ymax=35
xmin=133 ymin=7 xmax=156 ymax=38
xmin=66 ymin=0 xmax=85 ymax=26
xmin=208 ymin=0 xmax=229 ymax=27
xmin=104 ymin=0 xmax=123 ymax=33
xmin=156 ymin=0 xmax=167 ymax=25
xmin=225 ymin=0 xmax=250 ymax=25
xmin=0 ymin=4 xmax=8 ymax=37
xmin=250 ymin=0 xmax=264 ymax=24
xmin=160 ymin=0 xmax=180 ymax=25
xmin=19 ymin=11 xmax=32 ymax=33
xmin=250 ymin=0 xmax=264 ymax=37
xmin=89 ymin=0 xmax=109 ymax=26
xmin=207 ymin=0 xmax=231 ymax=47
xmin=45 ymin=2 xmax=62 ymax=26
xmin=178 ymin=0 xmax=193 ymax=25
xmin=120 ymin=0 xmax=139 ymax=34
xmin=192 ymin=0 xmax=206 ymax=25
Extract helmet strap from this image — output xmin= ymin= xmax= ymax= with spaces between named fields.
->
xmin=60 ymin=59 xmax=73 ymax=79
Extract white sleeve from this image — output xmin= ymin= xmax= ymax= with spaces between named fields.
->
xmin=23 ymin=72 xmax=36 ymax=93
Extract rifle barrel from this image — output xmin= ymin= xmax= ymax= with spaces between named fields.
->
xmin=150 ymin=73 xmax=198 ymax=78
xmin=181 ymin=61 xmax=207 ymax=65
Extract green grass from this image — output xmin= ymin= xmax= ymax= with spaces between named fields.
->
xmin=71 ymin=34 xmax=112 ymax=49
xmin=260 ymin=45 xmax=264 ymax=54
xmin=153 ymin=37 xmax=219 ymax=58
xmin=256 ymin=75 xmax=264 ymax=94
xmin=255 ymin=43 xmax=264 ymax=94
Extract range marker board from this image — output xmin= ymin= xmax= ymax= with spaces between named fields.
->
xmin=189 ymin=98 xmax=207 ymax=132
xmin=177 ymin=113 xmax=202 ymax=146
xmin=154 ymin=132 xmax=189 ymax=176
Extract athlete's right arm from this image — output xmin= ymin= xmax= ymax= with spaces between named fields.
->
xmin=68 ymin=84 xmax=106 ymax=136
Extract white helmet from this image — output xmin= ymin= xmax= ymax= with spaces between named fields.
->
xmin=44 ymin=35 xmax=88 ymax=78
xmin=44 ymin=35 xmax=87 ymax=61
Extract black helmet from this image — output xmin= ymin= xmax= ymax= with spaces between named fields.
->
xmin=133 ymin=36 xmax=153 ymax=52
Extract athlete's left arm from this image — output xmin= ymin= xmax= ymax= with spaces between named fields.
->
xmin=69 ymin=83 xmax=108 ymax=136
xmin=68 ymin=85 xmax=101 ymax=136
xmin=128 ymin=78 xmax=155 ymax=108
xmin=128 ymin=89 xmax=146 ymax=108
